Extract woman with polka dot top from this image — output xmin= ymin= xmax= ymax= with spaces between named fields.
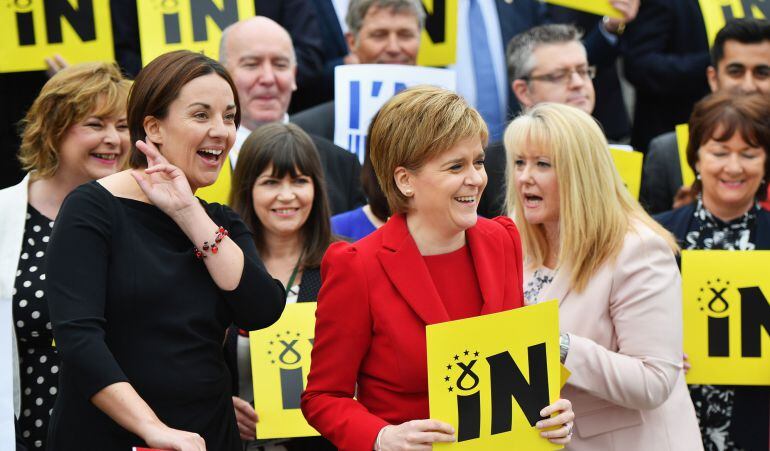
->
xmin=0 ymin=63 xmax=130 ymax=450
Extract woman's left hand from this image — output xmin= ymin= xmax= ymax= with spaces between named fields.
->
xmin=131 ymin=139 xmax=198 ymax=218
xmin=536 ymin=398 xmax=575 ymax=445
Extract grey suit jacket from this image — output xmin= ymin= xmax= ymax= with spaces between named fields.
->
xmin=291 ymin=100 xmax=335 ymax=142
xmin=639 ymin=131 xmax=683 ymax=214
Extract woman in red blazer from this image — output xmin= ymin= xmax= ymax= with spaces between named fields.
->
xmin=301 ymin=86 xmax=575 ymax=451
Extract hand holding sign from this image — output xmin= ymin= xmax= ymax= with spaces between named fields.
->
xmin=427 ymin=301 xmax=565 ymax=450
xmin=378 ymin=420 xmax=457 ymax=450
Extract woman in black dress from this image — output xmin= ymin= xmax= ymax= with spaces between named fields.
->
xmin=45 ymin=50 xmax=285 ymax=451
xmin=0 ymin=62 xmax=130 ymax=450
xmin=226 ymin=123 xmax=336 ymax=450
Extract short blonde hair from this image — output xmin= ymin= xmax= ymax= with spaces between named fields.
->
xmin=18 ymin=62 xmax=131 ymax=179
xmin=369 ymin=85 xmax=488 ymax=214
xmin=504 ymin=103 xmax=678 ymax=292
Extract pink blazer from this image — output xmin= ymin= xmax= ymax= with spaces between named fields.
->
xmin=528 ymin=222 xmax=703 ymax=450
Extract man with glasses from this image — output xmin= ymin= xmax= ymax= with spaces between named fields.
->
xmin=479 ymin=24 xmax=598 ymax=217
xmin=640 ymin=18 xmax=770 ymax=214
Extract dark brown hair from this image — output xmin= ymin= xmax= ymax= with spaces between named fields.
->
xmin=361 ymin=136 xmax=390 ymax=222
xmin=687 ymin=91 xmax=770 ymax=200
xmin=229 ymin=123 xmax=334 ymax=269
xmin=127 ymin=50 xmax=240 ymax=168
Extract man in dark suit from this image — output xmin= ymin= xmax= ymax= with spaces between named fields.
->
xmin=218 ymin=16 xmax=365 ymax=215
xmin=622 ymin=0 xmax=711 ymax=153
xmin=291 ymin=0 xmax=424 ymax=142
xmin=640 ymin=18 xmax=770 ymax=214
xmin=546 ymin=6 xmax=631 ymax=142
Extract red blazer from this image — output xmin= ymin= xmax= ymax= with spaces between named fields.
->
xmin=301 ymin=214 xmax=525 ymax=451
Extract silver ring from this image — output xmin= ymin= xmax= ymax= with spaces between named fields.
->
xmin=567 ymin=423 xmax=574 ymax=436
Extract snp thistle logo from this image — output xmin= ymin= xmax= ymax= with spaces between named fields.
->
xmin=267 ymin=330 xmax=313 ymax=409
xmin=441 ymin=344 xmax=550 ymax=442
xmin=697 ymin=278 xmax=770 ymax=358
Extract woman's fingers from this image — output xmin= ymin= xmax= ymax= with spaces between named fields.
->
xmin=409 ymin=431 xmax=456 ymax=444
xmin=539 ymin=398 xmax=572 ymax=417
xmin=136 ymin=139 xmax=168 ymax=166
xmin=540 ymin=423 xmax=571 ymax=439
xmin=537 ymin=409 xmax=574 ymax=429
xmin=144 ymin=164 xmax=185 ymax=181
xmin=410 ymin=419 xmax=455 ymax=435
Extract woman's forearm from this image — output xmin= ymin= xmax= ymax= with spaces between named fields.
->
xmin=171 ymin=203 xmax=245 ymax=291
xmin=91 ymin=382 xmax=164 ymax=439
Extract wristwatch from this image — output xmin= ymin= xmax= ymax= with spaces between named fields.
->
xmin=559 ymin=333 xmax=571 ymax=364
xmin=602 ymin=15 xmax=626 ymax=36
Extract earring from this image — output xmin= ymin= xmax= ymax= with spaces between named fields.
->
xmin=403 ymin=189 xmax=413 ymax=197
xmin=696 ymin=173 xmax=701 ymax=181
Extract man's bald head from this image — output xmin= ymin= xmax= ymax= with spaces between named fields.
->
xmin=219 ymin=17 xmax=298 ymax=128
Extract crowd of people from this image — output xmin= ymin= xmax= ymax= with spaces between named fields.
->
xmin=1 ymin=0 xmax=769 ymax=450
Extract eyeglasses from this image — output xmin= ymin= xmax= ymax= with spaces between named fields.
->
xmin=520 ymin=66 xmax=597 ymax=85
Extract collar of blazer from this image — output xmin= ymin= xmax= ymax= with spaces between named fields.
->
xmin=376 ymin=214 xmax=505 ymax=325
xmin=539 ymin=264 xmax=572 ymax=308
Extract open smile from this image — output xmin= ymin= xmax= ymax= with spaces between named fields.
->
xmin=90 ymin=152 xmax=120 ymax=165
xmin=197 ymin=148 xmax=224 ymax=166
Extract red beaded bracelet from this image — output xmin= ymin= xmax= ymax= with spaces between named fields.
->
xmin=193 ymin=226 xmax=229 ymax=259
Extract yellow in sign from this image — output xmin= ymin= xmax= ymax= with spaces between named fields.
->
xmin=0 ymin=0 xmax=114 ymax=73
xmin=249 ymin=303 xmax=320 ymax=439
xmin=682 ymin=250 xmax=770 ymax=386
xmin=427 ymin=301 xmax=563 ymax=450
xmin=417 ymin=0 xmax=458 ymax=67
xmin=699 ymin=0 xmax=769 ymax=46
xmin=609 ymin=147 xmax=643 ymax=200
xmin=136 ymin=0 xmax=255 ymax=66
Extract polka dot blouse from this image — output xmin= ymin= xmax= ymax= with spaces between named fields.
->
xmin=13 ymin=205 xmax=58 ymax=450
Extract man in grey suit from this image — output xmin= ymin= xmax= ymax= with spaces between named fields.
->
xmin=290 ymin=0 xmax=424 ymax=141
xmin=640 ymin=18 xmax=770 ymax=214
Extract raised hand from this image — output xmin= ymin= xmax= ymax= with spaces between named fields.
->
xmin=131 ymin=139 xmax=198 ymax=219
xmin=378 ymin=419 xmax=456 ymax=451
xmin=536 ymin=398 xmax=575 ymax=445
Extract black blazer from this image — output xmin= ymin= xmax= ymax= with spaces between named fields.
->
xmin=622 ymin=0 xmax=710 ymax=152
xmin=309 ymin=134 xmax=366 ymax=215
xmin=478 ymin=141 xmax=507 ymax=219
xmin=291 ymin=101 xmax=335 ymax=142
xmin=640 ymin=131 xmax=682 ymax=214
xmin=654 ymin=203 xmax=770 ymax=451
xmin=306 ymin=0 xmax=349 ymax=107
xmin=545 ymin=6 xmax=630 ymax=141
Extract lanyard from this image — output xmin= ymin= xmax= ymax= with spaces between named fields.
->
xmin=284 ymin=249 xmax=304 ymax=300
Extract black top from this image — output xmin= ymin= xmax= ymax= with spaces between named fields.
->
xmin=45 ymin=181 xmax=285 ymax=450
xmin=13 ymin=204 xmax=57 ymax=450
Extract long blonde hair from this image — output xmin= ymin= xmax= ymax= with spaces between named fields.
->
xmin=504 ymin=103 xmax=678 ymax=292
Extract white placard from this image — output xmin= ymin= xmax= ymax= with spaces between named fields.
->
xmin=334 ymin=65 xmax=457 ymax=163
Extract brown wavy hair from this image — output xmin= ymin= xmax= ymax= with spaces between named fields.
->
xmin=687 ymin=91 xmax=770 ymax=200
xmin=17 ymin=62 xmax=130 ymax=179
